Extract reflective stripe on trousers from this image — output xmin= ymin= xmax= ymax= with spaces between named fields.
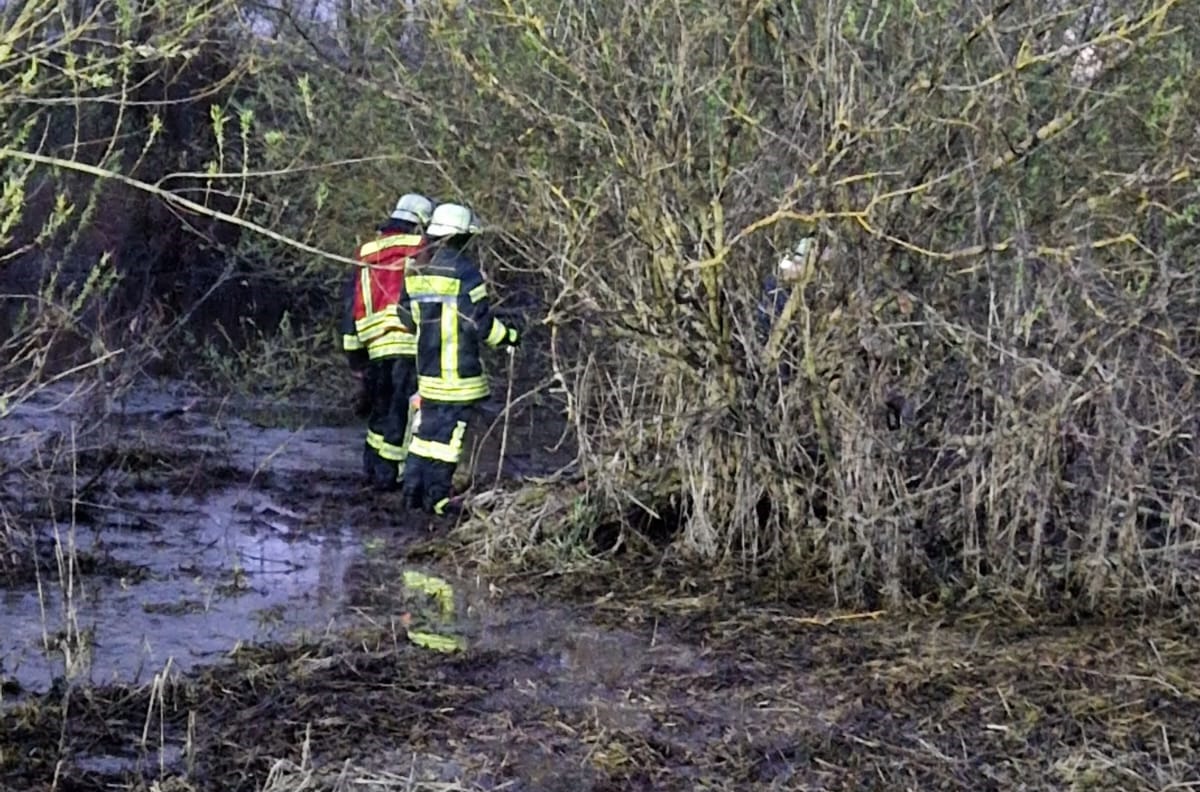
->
xmin=366 ymin=429 xmax=408 ymax=462
xmin=408 ymin=419 xmax=466 ymax=464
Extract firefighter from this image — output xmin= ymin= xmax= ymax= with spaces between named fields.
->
xmin=396 ymin=202 xmax=520 ymax=516
xmin=757 ymin=235 xmax=817 ymax=335
xmin=340 ymin=193 xmax=434 ymax=491
xmin=757 ymin=235 xmax=821 ymax=385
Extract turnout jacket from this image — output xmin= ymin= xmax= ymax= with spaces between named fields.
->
xmin=396 ymin=246 xmax=514 ymax=403
xmin=341 ymin=227 xmax=426 ymax=366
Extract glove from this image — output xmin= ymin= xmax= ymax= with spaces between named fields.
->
xmin=501 ymin=325 xmax=521 ymax=348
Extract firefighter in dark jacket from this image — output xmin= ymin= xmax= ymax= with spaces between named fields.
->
xmin=340 ymin=193 xmax=434 ymax=490
xmin=396 ymin=203 xmax=520 ymax=515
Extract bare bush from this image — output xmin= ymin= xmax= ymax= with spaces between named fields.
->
xmin=0 ymin=0 xmax=254 ymax=567
xmin=357 ymin=0 xmax=1200 ymax=609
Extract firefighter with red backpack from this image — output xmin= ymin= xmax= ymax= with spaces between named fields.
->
xmin=340 ymin=193 xmax=434 ymax=491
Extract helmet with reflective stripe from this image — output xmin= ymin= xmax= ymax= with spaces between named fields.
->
xmin=424 ymin=203 xmax=482 ymax=238
xmin=390 ymin=193 xmax=435 ymax=225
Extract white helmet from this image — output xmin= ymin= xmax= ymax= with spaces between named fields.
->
xmin=425 ymin=203 xmax=482 ymax=238
xmin=777 ymin=236 xmax=816 ymax=275
xmin=390 ymin=193 xmax=434 ymax=225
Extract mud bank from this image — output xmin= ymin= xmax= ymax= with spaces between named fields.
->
xmin=5 ymin=573 xmax=1200 ymax=791
xmin=2 ymin=379 xmax=1199 ymax=792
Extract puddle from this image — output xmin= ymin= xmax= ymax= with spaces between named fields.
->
xmin=347 ymin=559 xmax=724 ymax=735
xmin=0 ymin=376 xmax=573 ymax=704
xmin=73 ymin=742 xmax=185 ymax=780
xmin=1 ymin=380 xmax=373 ymax=699
xmin=0 ymin=486 xmax=360 ymax=696
xmin=0 ymin=379 xmax=363 ymax=485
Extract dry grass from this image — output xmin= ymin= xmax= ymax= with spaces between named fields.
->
xmin=3 ymin=567 xmax=1199 ymax=792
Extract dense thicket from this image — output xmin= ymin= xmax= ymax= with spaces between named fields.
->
xmin=4 ymin=0 xmax=1199 ymax=609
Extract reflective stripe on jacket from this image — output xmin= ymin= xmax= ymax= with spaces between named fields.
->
xmin=396 ymin=246 xmax=511 ymax=403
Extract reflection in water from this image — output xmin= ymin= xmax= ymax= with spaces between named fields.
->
xmin=401 ymin=569 xmax=467 ymax=653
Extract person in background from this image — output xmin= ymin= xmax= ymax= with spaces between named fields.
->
xmin=395 ymin=202 xmax=520 ymax=516
xmin=756 ymin=235 xmax=823 ymax=384
xmin=757 ymin=236 xmax=817 ymax=336
xmin=340 ymin=193 xmax=434 ymax=491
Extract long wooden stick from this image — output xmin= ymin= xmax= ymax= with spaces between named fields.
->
xmin=493 ymin=346 xmax=517 ymax=489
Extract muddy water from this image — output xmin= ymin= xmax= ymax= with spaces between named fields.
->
xmin=1 ymin=380 xmax=376 ymax=697
xmin=0 ymin=376 xmax=572 ymax=701
xmin=0 ymin=488 xmax=358 ymax=695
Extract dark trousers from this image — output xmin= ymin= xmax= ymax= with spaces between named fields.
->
xmin=362 ymin=355 xmax=418 ymax=490
xmin=402 ymin=400 xmax=476 ymax=514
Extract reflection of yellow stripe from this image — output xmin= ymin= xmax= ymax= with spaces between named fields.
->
xmin=402 ymin=570 xmax=456 ymax=615
xmin=402 ymin=571 xmax=464 ymax=653
xmin=407 ymin=631 xmax=464 ymax=653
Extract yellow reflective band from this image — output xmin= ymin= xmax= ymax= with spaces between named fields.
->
xmin=406 ymin=630 xmax=465 ymax=653
xmin=364 ymin=336 xmax=417 ymax=357
xmin=366 ymin=430 xmax=384 ymax=449
xmin=367 ymin=333 xmax=417 ymax=358
xmin=409 ymin=436 xmax=461 ymax=464
xmin=376 ymin=439 xmax=408 ymax=461
xmin=359 ymin=266 xmax=373 ymax=315
xmin=449 ymin=419 xmax=466 ymax=453
xmin=405 ymin=274 xmax=460 ymax=297
xmin=356 ymin=308 xmax=401 ymax=327
xmin=357 ymin=323 xmax=405 ymax=344
xmin=485 ymin=319 xmax=508 ymax=346
xmin=441 ymin=307 xmax=458 ymax=379
xmin=417 ymin=376 xmax=489 ymax=403
xmin=342 ymin=333 xmax=364 ymax=351
xmin=409 ymin=421 xmax=465 ymax=464
xmin=356 ymin=308 xmax=405 ymax=334
xmin=468 ymin=283 xmax=487 ymax=303
xmin=359 ymin=233 xmax=422 ymax=259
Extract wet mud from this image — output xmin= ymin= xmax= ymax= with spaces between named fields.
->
xmin=3 ymin=379 xmax=1200 ymax=791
